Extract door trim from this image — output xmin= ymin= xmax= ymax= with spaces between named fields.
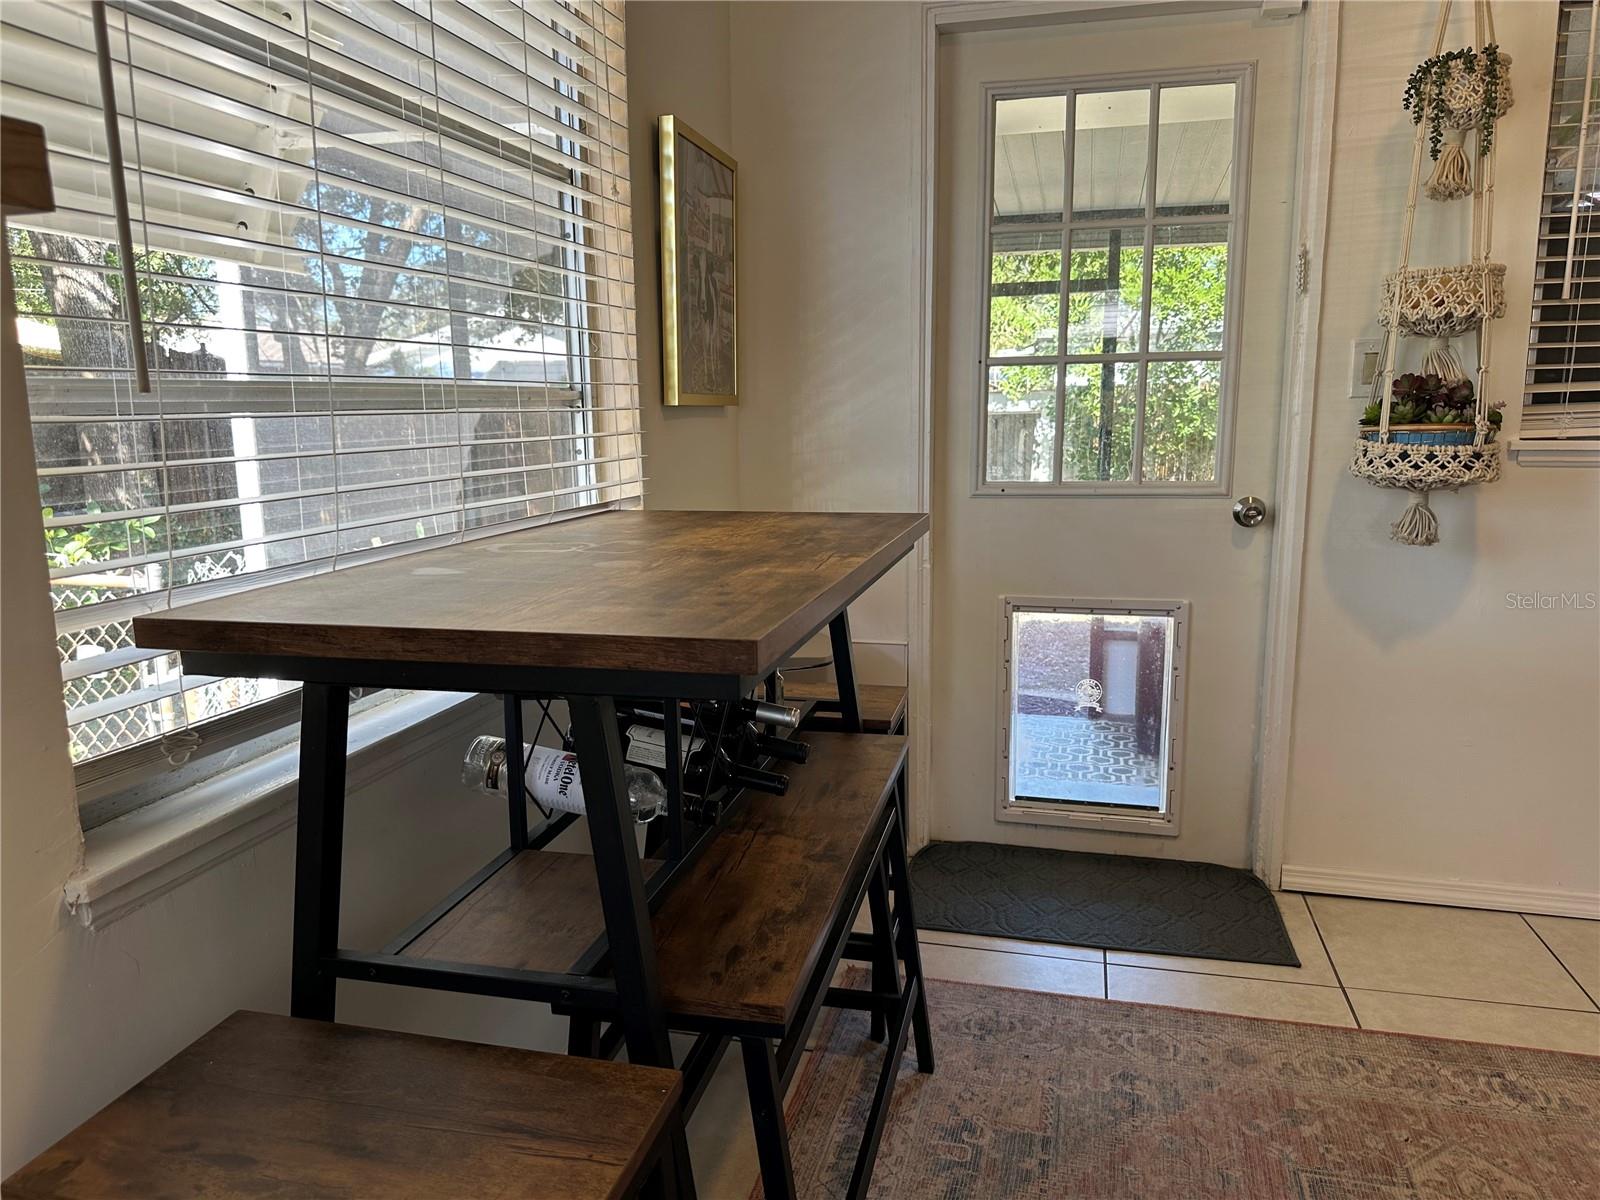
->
xmin=1247 ymin=0 xmax=1339 ymax=887
xmin=916 ymin=0 xmax=1336 ymax=877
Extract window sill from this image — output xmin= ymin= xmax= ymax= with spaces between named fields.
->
xmin=1508 ymin=438 xmax=1600 ymax=467
xmin=63 ymin=691 xmax=495 ymax=930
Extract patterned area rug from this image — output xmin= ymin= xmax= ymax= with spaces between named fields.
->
xmin=911 ymin=842 xmax=1299 ymax=966
xmin=763 ymin=978 xmax=1600 ymax=1199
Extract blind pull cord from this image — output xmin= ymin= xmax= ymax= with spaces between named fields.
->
xmin=90 ymin=0 xmax=150 ymax=394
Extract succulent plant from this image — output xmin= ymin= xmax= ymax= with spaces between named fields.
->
xmin=1363 ymin=374 xmax=1493 ymax=428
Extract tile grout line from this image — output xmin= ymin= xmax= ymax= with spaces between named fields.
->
xmin=1301 ymin=894 xmax=1361 ymax=1029
xmin=1518 ymin=913 xmax=1600 ymax=1012
xmin=918 ymin=934 xmax=1102 ymax=965
xmin=1337 ymin=982 xmax=1600 ymax=1016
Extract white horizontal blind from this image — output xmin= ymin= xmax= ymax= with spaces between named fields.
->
xmin=2 ymin=0 xmax=640 ymax=765
xmin=1526 ymin=0 xmax=1600 ymax=436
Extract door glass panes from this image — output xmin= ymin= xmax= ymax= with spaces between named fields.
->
xmin=1062 ymin=362 xmax=1137 ymax=482
xmin=993 ymin=96 xmax=1066 ymax=224
xmin=1143 ymin=359 xmax=1222 ymax=482
xmin=1066 ymin=226 xmax=1145 ymax=354
xmin=982 ymin=73 xmax=1241 ymax=487
xmin=1008 ymin=608 xmax=1175 ymax=812
xmin=990 ymin=230 xmax=1062 ymax=358
xmin=1072 ymin=89 xmax=1150 ymax=220
xmin=987 ymin=365 xmax=1058 ymax=482
xmin=1156 ymin=83 xmax=1236 ymax=217
xmin=1150 ymin=224 xmax=1229 ymax=352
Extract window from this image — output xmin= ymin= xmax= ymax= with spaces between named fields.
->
xmin=979 ymin=72 xmax=1248 ymax=491
xmin=997 ymin=597 xmax=1187 ymax=833
xmin=2 ymin=0 xmax=639 ymax=776
xmin=1523 ymin=0 xmax=1600 ymax=446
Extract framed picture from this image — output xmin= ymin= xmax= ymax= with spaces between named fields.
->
xmin=659 ymin=115 xmax=737 ymax=406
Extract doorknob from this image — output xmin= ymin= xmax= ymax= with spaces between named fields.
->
xmin=1232 ymin=496 xmax=1268 ymax=528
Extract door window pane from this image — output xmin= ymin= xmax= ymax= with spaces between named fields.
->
xmin=1156 ymin=83 xmax=1236 ymax=217
xmin=1143 ymin=359 xmax=1221 ymax=482
xmin=982 ymin=74 xmax=1242 ymax=488
xmin=994 ymin=96 xmax=1066 ymax=224
xmin=1062 ymin=361 xmax=1137 ymax=482
xmin=989 ymin=230 xmax=1061 ymax=358
xmin=1072 ymin=88 xmax=1150 ymax=220
xmin=1150 ymin=224 xmax=1229 ymax=352
xmin=987 ymin=364 xmax=1057 ymax=482
xmin=1009 ymin=607 xmax=1174 ymax=811
xmin=1066 ymin=226 xmax=1145 ymax=354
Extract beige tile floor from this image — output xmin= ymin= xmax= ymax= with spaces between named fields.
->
xmin=685 ymin=892 xmax=1600 ymax=1198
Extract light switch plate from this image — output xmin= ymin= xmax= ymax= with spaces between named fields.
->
xmin=1351 ymin=337 xmax=1382 ymax=398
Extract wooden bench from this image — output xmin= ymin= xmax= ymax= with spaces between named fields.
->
xmin=402 ymin=732 xmax=909 ymax=1035
xmin=784 ymin=680 xmax=908 ymax=735
xmin=2 ymin=1011 xmax=683 ymax=1200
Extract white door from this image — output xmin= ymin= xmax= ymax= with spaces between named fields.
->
xmin=931 ymin=8 xmax=1302 ymax=866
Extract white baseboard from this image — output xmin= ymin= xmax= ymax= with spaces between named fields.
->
xmin=1280 ymin=864 xmax=1600 ymax=920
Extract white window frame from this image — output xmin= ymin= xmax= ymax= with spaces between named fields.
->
xmin=974 ymin=64 xmax=1255 ymax=497
xmin=995 ymin=595 xmax=1189 ymax=836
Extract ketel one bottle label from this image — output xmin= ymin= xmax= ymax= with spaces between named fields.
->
xmin=527 ymin=747 xmax=586 ymax=815
xmin=623 ymin=724 xmax=705 ymax=770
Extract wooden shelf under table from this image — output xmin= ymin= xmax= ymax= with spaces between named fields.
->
xmin=784 ymin=680 xmax=907 ymax=734
xmin=397 ymin=732 xmax=908 ymax=1036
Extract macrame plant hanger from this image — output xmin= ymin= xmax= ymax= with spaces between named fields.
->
xmin=1352 ymin=0 xmax=1507 ymax=545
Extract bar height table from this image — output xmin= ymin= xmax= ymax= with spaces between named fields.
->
xmin=134 ymin=509 xmax=933 ymax=1200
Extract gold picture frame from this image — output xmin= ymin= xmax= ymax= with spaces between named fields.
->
xmin=659 ymin=115 xmax=737 ymax=406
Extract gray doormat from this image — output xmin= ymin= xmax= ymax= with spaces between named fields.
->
xmin=910 ymin=841 xmax=1299 ymax=966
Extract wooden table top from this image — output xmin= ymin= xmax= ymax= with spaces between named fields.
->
xmin=133 ymin=510 xmax=927 ymax=677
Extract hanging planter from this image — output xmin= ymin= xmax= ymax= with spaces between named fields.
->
xmin=1349 ymin=0 xmax=1508 ymax=547
xmin=1403 ymin=44 xmax=1513 ymax=201
xmin=1378 ymin=261 xmax=1506 ymax=338
xmin=1360 ymin=424 xmax=1476 ymax=446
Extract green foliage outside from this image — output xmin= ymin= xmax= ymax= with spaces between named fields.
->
xmin=11 ymin=228 xmax=226 ymax=583
xmin=987 ymin=232 xmax=1228 ymax=482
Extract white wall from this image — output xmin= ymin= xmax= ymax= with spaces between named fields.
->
xmin=629 ymin=1 xmax=743 ymax=511
xmin=1280 ymin=0 xmax=1600 ymax=915
xmin=728 ymin=0 xmax=925 ymax=685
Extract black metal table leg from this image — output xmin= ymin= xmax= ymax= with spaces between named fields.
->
xmin=290 ymin=683 xmax=349 ymax=1021
xmin=567 ymin=1015 xmax=602 ymax=1058
xmin=828 ymin=610 xmax=863 ymax=734
xmin=567 ymin=694 xmax=697 ymax=1199
xmin=866 ymin=863 xmax=898 ymax=1042
xmin=503 ymin=694 xmax=529 ymax=851
xmin=741 ymin=1037 xmax=797 ymax=1200
xmin=886 ymin=805 xmax=934 ymax=1075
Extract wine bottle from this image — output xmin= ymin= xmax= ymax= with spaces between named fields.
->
xmin=741 ymin=699 xmax=801 ymax=728
xmin=461 ymin=736 xmax=664 ymax=824
xmin=611 ymin=702 xmax=800 ymax=797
